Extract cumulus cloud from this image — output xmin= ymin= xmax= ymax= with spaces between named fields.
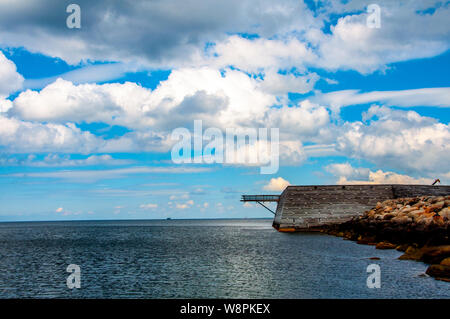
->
xmin=11 ymin=78 xmax=153 ymax=127
xmin=326 ymin=162 xmax=435 ymax=185
xmin=0 ymin=115 xmax=103 ymax=153
xmin=258 ymin=71 xmax=319 ymax=95
xmin=1 ymin=1 xmax=448 ymax=75
xmin=263 ymin=177 xmax=291 ymax=191
xmin=2 ymin=71 xmax=448 ymax=175
xmin=10 ymin=68 xmax=272 ymax=130
xmin=0 ymin=1 xmax=448 ymax=178
xmin=0 ymin=99 xmax=13 ymax=113
xmin=311 ymin=1 xmax=450 ymax=74
xmin=326 ymin=163 xmax=370 ymax=181
xmin=336 ymin=106 xmax=450 ymax=175
xmin=0 ymin=0 xmax=316 ymax=66
xmin=266 ymin=100 xmax=331 ymax=140
xmin=206 ymin=1 xmax=450 ymax=74
xmin=0 ymin=51 xmax=24 ymax=98
xmin=210 ymin=35 xmax=316 ymax=73
xmin=5 ymin=69 xmax=331 ymax=165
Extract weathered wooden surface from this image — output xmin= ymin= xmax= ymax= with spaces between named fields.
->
xmin=272 ymin=185 xmax=450 ymax=231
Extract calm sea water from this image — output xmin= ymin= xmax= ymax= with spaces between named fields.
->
xmin=0 ymin=219 xmax=448 ymax=298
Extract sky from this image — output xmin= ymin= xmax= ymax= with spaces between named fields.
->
xmin=0 ymin=0 xmax=449 ymax=221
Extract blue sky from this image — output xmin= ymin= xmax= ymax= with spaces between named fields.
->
xmin=0 ymin=0 xmax=449 ymax=221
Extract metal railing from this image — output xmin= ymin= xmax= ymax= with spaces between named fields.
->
xmin=241 ymin=195 xmax=280 ymax=202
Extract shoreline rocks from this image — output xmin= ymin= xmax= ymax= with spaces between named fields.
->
xmin=319 ymin=195 xmax=450 ymax=282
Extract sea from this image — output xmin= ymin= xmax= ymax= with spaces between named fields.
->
xmin=0 ymin=218 xmax=448 ymax=298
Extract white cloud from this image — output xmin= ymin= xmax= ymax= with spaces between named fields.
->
xmin=313 ymin=88 xmax=450 ymax=111
xmin=211 ymin=35 xmax=316 ymax=73
xmin=0 ymin=99 xmax=13 ymax=113
xmin=0 ymin=115 xmax=104 ymax=154
xmin=0 ymin=2 xmax=448 ymax=176
xmin=337 ymin=106 xmax=450 ymax=175
xmin=54 ymin=207 xmax=80 ymax=216
xmin=303 ymin=144 xmax=340 ymax=157
xmin=7 ymin=166 xmax=211 ymax=182
xmin=175 ymin=199 xmax=194 ymax=210
xmin=0 ymin=154 xmax=133 ymax=167
xmin=5 ymin=69 xmax=331 ymax=165
xmin=169 ymin=194 xmax=189 ymax=200
xmin=258 ymin=70 xmax=319 ymax=95
xmin=140 ymin=203 xmax=158 ymax=210
xmin=0 ymin=51 xmax=23 ymax=98
xmin=0 ymin=0 xmax=317 ymax=66
xmin=263 ymin=177 xmax=291 ymax=191
xmin=2 ymin=71 xmax=447 ymax=175
xmin=24 ymin=63 xmax=135 ymax=90
xmin=266 ymin=100 xmax=331 ymax=139
xmin=10 ymin=68 xmax=274 ymax=131
xmin=205 ymin=2 xmax=450 ymax=75
xmin=11 ymin=78 xmax=153 ymax=127
xmin=312 ymin=3 xmax=450 ymax=74
xmin=0 ymin=1 xmax=448 ymax=76
xmin=326 ymin=162 xmax=436 ymax=185
xmin=326 ymin=163 xmax=370 ymax=181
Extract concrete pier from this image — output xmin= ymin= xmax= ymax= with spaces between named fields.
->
xmin=246 ymin=184 xmax=450 ymax=232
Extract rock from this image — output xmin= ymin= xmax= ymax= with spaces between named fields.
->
xmin=432 ymin=215 xmax=445 ymax=226
xmin=412 ymin=201 xmax=425 ymax=208
xmin=322 ymin=195 xmax=450 ymax=282
xmin=357 ymin=236 xmax=376 ymax=245
xmin=376 ymin=241 xmax=396 ymax=250
xmin=396 ymin=244 xmax=409 ymax=252
xmin=399 ymin=246 xmax=423 ymax=260
xmin=421 ymin=245 xmax=450 ymax=264
xmin=425 ymin=264 xmax=450 ymax=282
xmin=439 ymin=207 xmax=450 ymax=219
xmin=391 ymin=216 xmax=411 ymax=224
xmin=440 ymin=258 xmax=450 ymax=266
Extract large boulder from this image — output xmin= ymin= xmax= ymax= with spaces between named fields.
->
xmin=375 ymin=241 xmax=396 ymax=250
xmin=440 ymin=258 xmax=450 ymax=266
xmin=399 ymin=246 xmax=423 ymax=260
xmin=421 ymin=245 xmax=450 ymax=264
xmin=425 ymin=264 xmax=450 ymax=282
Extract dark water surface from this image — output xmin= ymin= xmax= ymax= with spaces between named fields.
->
xmin=0 ymin=219 xmax=448 ymax=298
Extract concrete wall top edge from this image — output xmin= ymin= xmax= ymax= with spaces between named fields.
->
xmin=280 ymin=184 xmax=449 ymax=197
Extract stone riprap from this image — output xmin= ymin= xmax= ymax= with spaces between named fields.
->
xmin=319 ymin=195 xmax=450 ymax=282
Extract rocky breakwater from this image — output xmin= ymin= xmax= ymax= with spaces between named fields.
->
xmin=320 ymin=195 xmax=450 ymax=282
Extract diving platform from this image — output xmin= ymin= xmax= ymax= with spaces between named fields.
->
xmin=241 ymin=195 xmax=280 ymax=202
xmin=241 ymin=195 xmax=280 ymax=214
